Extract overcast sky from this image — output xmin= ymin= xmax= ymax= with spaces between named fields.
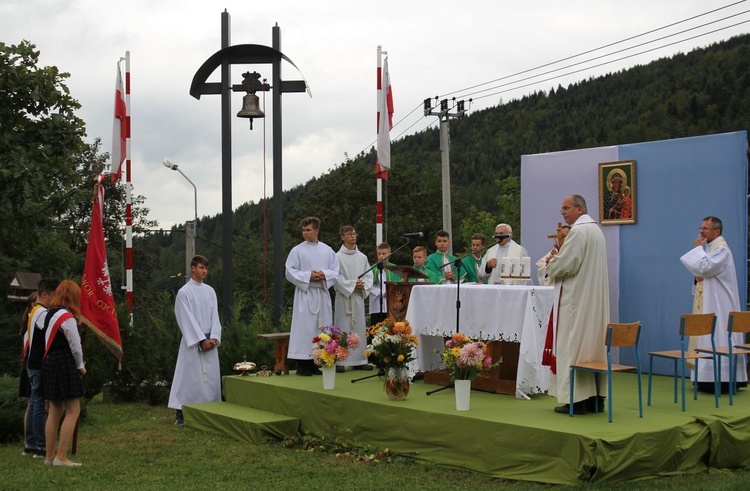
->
xmin=3 ymin=1 xmax=749 ymax=229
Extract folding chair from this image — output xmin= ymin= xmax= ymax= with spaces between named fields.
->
xmin=569 ymin=321 xmax=643 ymax=423
xmin=648 ymin=313 xmax=718 ymax=411
xmin=696 ymin=311 xmax=750 ymax=405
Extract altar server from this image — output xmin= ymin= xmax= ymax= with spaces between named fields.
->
xmin=168 ymin=255 xmax=222 ymax=426
xmin=286 ymin=217 xmax=339 ymax=376
xmin=333 ymin=225 xmax=373 ymax=371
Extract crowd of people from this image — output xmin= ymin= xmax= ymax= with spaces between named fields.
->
xmin=19 ymin=278 xmax=86 ymax=466
xmin=280 ymin=194 xmax=746 ymax=415
xmin=20 ymin=192 xmax=746 ymax=460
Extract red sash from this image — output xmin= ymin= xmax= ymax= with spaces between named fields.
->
xmin=43 ymin=310 xmax=75 ymax=360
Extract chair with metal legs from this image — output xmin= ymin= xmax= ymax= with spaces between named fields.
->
xmin=648 ymin=313 xmax=719 ymax=412
xmin=696 ymin=311 xmax=750 ymax=405
xmin=569 ymin=321 xmax=643 ymax=423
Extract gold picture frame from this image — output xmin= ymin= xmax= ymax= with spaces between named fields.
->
xmin=598 ymin=160 xmax=636 ymax=225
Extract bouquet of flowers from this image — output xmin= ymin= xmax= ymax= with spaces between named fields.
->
xmin=437 ymin=333 xmax=500 ymax=381
xmin=367 ymin=319 xmax=419 ymax=367
xmin=312 ymin=325 xmax=361 ymax=368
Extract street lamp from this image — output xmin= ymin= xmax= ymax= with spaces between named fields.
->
xmin=163 ymin=158 xmax=198 ymax=222
xmin=163 ymin=157 xmax=198 ymax=279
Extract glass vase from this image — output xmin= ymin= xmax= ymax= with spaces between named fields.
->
xmin=384 ymin=366 xmax=410 ymax=401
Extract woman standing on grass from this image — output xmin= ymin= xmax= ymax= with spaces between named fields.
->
xmin=19 ymin=292 xmax=38 ymax=456
xmin=42 ymin=280 xmax=86 ymax=467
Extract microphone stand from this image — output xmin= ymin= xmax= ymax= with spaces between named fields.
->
xmin=426 ymin=241 xmax=498 ymax=396
xmin=352 ymin=238 xmax=413 ymax=384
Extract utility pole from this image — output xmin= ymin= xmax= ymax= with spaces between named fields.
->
xmin=424 ymin=97 xmax=468 ymax=254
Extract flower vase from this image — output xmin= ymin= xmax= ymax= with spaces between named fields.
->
xmin=454 ymin=379 xmax=471 ymax=411
xmin=384 ymin=366 xmax=410 ymax=401
xmin=322 ymin=366 xmax=336 ymax=390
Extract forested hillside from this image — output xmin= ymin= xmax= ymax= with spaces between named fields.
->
xmin=152 ymin=34 xmax=750 ymax=304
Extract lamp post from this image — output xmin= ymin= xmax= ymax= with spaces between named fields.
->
xmin=163 ymin=158 xmax=198 ymax=279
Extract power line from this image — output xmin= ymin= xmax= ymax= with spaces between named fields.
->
xmin=453 ymin=10 xmax=750 ymax=101
xmin=470 ymin=19 xmax=750 ymax=103
xmin=439 ymin=0 xmax=748 ymax=99
xmin=307 ymin=3 xmax=750 ymax=210
xmin=228 ymin=3 xmax=750 ymax=237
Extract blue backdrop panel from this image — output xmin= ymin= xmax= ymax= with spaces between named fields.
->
xmin=617 ymin=131 xmax=748 ymax=373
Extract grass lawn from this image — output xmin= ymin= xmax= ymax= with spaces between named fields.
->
xmin=2 ymin=397 xmax=750 ymax=490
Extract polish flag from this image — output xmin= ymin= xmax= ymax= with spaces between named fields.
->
xmin=80 ymin=183 xmax=122 ymax=363
xmin=376 ymin=57 xmax=394 ymax=180
xmin=111 ymin=62 xmax=126 ymax=183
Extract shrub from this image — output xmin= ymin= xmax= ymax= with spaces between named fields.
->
xmin=0 ymin=375 xmax=25 ymax=443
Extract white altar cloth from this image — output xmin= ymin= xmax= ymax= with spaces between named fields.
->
xmin=406 ymin=284 xmax=554 ymax=398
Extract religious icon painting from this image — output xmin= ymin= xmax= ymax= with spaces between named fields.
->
xmin=598 ymin=160 xmax=636 ymax=225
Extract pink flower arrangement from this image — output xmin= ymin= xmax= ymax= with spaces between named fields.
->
xmin=312 ymin=325 xmax=361 ymax=368
xmin=437 ymin=333 xmax=500 ymax=380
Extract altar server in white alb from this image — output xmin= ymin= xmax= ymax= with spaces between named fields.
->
xmin=545 ymin=195 xmax=609 ymax=415
xmin=680 ymin=216 xmax=747 ymax=389
xmin=168 ymin=255 xmax=222 ymax=426
xmin=479 ymin=223 xmax=529 ymax=285
xmin=286 ymin=216 xmax=340 ymax=376
xmin=333 ymin=225 xmax=373 ymax=371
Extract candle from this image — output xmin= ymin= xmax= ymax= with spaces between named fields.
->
xmin=521 ymin=257 xmax=531 ymax=278
xmin=500 ymin=257 xmax=510 ymax=277
xmin=509 ymin=257 xmax=520 ymax=277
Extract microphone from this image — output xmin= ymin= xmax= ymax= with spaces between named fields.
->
xmin=493 ymin=234 xmax=512 ymax=240
xmin=403 ymin=232 xmax=424 ymax=238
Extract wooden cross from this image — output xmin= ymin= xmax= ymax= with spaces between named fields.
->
xmin=546 ymin=222 xmax=565 ymax=249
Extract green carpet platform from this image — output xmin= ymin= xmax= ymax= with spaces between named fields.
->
xmin=183 ymin=371 xmax=750 ymax=484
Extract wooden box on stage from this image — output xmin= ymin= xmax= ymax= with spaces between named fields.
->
xmin=423 ymin=341 xmax=520 ymax=395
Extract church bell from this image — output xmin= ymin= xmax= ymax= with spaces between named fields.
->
xmin=237 ymin=93 xmax=265 ymax=129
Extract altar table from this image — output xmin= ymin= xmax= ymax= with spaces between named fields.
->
xmin=406 ymin=284 xmax=554 ymax=398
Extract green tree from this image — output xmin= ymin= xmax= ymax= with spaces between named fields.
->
xmin=0 ymin=40 xmax=87 ymax=277
xmin=495 ymin=176 xmax=521 ymax=241
xmin=0 ymin=41 xmax=158 ymax=377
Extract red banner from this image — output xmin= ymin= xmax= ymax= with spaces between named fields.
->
xmin=80 ymin=183 xmax=122 ymax=362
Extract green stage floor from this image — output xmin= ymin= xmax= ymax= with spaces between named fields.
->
xmin=218 ymin=371 xmax=750 ymax=484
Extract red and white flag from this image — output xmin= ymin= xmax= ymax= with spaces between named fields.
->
xmin=376 ymin=57 xmax=394 ymax=180
xmin=80 ymin=183 xmax=122 ymax=363
xmin=111 ymin=61 xmax=126 ymax=183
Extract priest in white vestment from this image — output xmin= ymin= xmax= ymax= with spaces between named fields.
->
xmin=168 ymin=255 xmax=222 ymax=425
xmin=285 ymin=217 xmax=339 ymax=376
xmin=680 ymin=216 xmax=747 ymax=385
xmin=479 ymin=223 xmax=529 ymax=285
xmin=545 ymin=195 xmax=609 ymax=414
xmin=333 ymin=226 xmax=373 ymax=369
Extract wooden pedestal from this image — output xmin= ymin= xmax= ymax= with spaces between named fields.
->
xmin=257 ymin=332 xmax=291 ymax=375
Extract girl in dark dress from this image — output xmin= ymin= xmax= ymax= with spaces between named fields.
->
xmin=42 ymin=280 xmax=86 ymax=467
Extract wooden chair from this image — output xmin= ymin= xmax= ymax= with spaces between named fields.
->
xmin=696 ymin=311 xmax=750 ymax=405
xmin=648 ymin=313 xmax=718 ymax=412
xmin=569 ymin=321 xmax=643 ymax=423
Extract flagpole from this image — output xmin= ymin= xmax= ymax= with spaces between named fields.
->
xmin=376 ymin=46 xmax=384 ymax=246
xmin=124 ymin=50 xmax=133 ymax=322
